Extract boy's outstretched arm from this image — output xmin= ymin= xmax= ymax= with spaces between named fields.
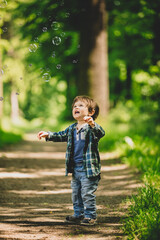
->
xmin=37 ymin=131 xmax=49 ymax=140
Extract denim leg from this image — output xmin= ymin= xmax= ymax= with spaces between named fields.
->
xmin=71 ymin=176 xmax=84 ymax=217
xmin=81 ymin=176 xmax=99 ymax=219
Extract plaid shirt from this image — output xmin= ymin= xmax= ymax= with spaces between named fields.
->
xmin=46 ymin=122 xmax=105 ymax=178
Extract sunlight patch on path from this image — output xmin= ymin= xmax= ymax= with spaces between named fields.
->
xmin=0 ymin=152 xmax=65 ymax=159
xmin=0 ymin=168 xmax=65 ymax=178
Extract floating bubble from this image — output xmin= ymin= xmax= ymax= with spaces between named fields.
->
xmin=42 ymin=27 xmax=47 ymax=32
xmin=65 ymin=13 xmax=70 ymax=18
xmin=46 ymin=68 xmax=50 ymax=72
xmin=0 ymin=97 xmax=3 ymax=101
xmin=0 ymin=69 xmax=4 ymax=76
xmin=48 ymin=16 xmax=52 ymax=21
xmin=3 ymin=64 xmax=8 ymax=69
xmin=37 ymin=12 xmax=41 ymax=16
xmin=51 ymin=21 xmax=61 ymax=30
xmin=60 ymin=32 xmax=65 ymax=37
xmin=40 ymin=67 xmax=44 ymax=73
xmin=52 ymin=36 xmax=61 ymax=45
xmin=29 ymin=44 xmax=38 ymax=52
xmin=56 ymin=64 xmax=61 ymax=69
xmin=60 ymin=0 xmax=64 ymax=6
xmin=2 ymin=27 xmax=7 ymax=32
xmin=42 ymin=73 xmax=51 ymax=82
xmin=52 ymin=52 xmax=56 ymax=58
xmin=34 ymin=37 xmax=39 ymax=42
xmin=73 ymin=60 xmax=78 ymax=64
xmin=0 ymin=0 xmax=7 ymax=8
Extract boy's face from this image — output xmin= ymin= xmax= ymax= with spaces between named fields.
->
xmin=72 ymin=100 xmax=91 ymax=121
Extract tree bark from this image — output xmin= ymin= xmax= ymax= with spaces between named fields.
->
xmin=0 ymin=34 xmax=3 ymax=128
xmin=126 ymin=65 xmax=132 ymax=99
xmin=78 ymin=0 xmax=109 ymax=116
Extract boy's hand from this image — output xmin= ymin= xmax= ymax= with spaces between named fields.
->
xmin=37 ymin=131 xmax=49 ymax=140
xmin=83 ymin=116 xmax=95 ymax=128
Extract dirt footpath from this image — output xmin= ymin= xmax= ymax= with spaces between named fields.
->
xmin=0 ymin=134 xmax=141 ymax=240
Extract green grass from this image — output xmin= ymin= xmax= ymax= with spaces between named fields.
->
xmin=0 ymin=129 xmax=22 ymax=148
xmin=98 ymin=101 xmax=160 ymax=240
xmin=123 ymin=183 xmax=160 ymax=240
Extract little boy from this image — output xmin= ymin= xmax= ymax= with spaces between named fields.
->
xmin=37 ymin=95 xmax=105 ymax=225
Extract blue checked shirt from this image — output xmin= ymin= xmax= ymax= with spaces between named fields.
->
xmin=46 ymin=122 xmax=105 ymax=178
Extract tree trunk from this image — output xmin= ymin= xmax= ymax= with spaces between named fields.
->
xmin=152 ymin=8 xmax=160 ymax=65
xmin=126 ymin=65 xmax=132 ymax=99
xmin=78 ymin=0 xmax=109 ymax=116
xmin=0 ymin=34 xmax=3 ymax=128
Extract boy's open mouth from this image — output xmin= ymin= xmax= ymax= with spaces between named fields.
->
xmin=75 ymin=110 xmax=80 ymax=114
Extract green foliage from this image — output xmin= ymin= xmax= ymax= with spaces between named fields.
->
xmin=99 ymin=101 xmax=160 ymax=240
xmin=123 ymin=183 xmax=160 ymax=240
xmin=123 ymin=137 xmax=160 ymax=174
xmin=0 ymin=129 xmax=22 ymax=148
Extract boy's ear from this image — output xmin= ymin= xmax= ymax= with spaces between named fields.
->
xmin=88 ymin=109 xmax=95 ymax=117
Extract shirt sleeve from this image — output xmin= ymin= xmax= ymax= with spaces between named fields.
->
xmin=90 ymin=122 xmax=105 ymax=142
xmin=46 ymin=127 xmax=69 ymax=142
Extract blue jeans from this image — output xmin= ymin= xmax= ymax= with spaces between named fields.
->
xmin=71 ymin=165 xmax=99 ymax=219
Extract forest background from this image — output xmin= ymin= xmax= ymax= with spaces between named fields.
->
xmin=0 ymin=0 xmax=160 ymax=239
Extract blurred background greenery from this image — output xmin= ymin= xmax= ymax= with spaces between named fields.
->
xmin=0 ymin=1 xmax=160 ymax=238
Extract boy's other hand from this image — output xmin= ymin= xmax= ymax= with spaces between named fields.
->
xmin=37 ymin=131 xmax=49 ymax=140
xmin=83 ymin=116 xmax=95 ymax=128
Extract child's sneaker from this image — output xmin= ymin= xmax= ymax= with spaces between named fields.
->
xmin=65 ymin=215 xmax=84 ymax=224
xmin=81 ymin=218 xmax=97 ymax=226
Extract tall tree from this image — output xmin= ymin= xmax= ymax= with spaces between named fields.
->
xmin=77 ymin=0 xmax=109 ymax=116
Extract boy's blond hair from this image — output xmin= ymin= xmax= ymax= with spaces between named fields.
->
xmin=72 ymin=95 xmax=99 ymax=120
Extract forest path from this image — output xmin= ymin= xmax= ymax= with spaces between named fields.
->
xmin=0 ymin=134 xmax=141 ymax=240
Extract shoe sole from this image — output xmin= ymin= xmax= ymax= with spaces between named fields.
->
xmin=64 ymin=220 xmax=81 ymax=224
xmin=81 ymin=221 xmax=97 ymax=226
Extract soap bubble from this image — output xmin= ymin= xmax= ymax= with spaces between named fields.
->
xmin=46 ymin=68 xmax=50 ymax=72
xmin=42 ymin=27 xmax=47 ymax=32
xmin=40 ymin=67 xmax=44 ymax=73
xmin=56 ymin=64 xmax=61 ymax=69
xmin=52 ymin=36 xmax=61 ymax=45
xmin=60 ymin=0 xmax=64 ymax=6
xmin=0 ymin=0 xmax=7 ymax=8
xmin=51 ymin=21 xmax=61 ymax=30
xmin=73 ymin=60 xmax=78 ymax=64
xmin=0 ymin=97 xmax=3 ymax=101
xmin=29 ymin=44 xmax=38 ymax=52
xmin=34 ymin=37 xmax=39 ymax=42
xmin=0 ymin=69 xmax=4 ymax=76
xmin=37 ymin=12 xmax=41 ymax=16
xmin=3 ymin=64 xmax=8 ymax=69
xmin=42 ymin=73 xmax=51 ymax=82
xmin=2 ymin=27 xmax=7 ymax=32
xmin=52 ymin=51 xmax=56 ymax=58
xmin=60 ymin=32 xmax=65 ymax=37
xmin=65 ymin=13 xmax=70 ymax=18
